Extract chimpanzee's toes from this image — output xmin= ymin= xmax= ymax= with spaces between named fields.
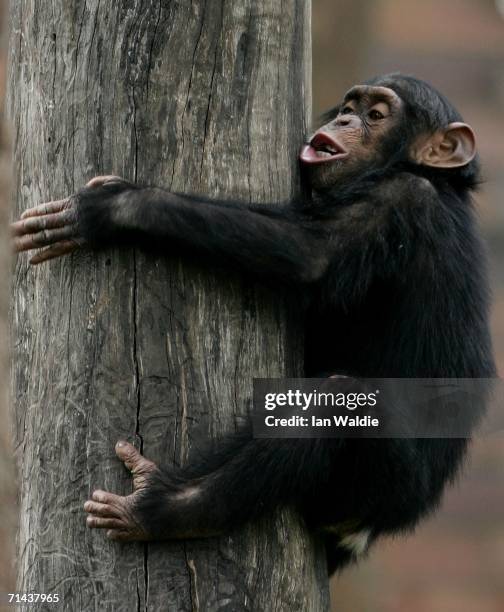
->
xmin=84 ymin=489 xmax=151 ymax=541
xmin=86 ymin=175 xmax=123 ymax=188
xmin=90 ymin=489 xmax=124 ymax=506
xmin=86 ymin=516 xmax=125 ymax=529
xmin=84 ymin=443 xmax=161 ymax=542
xmin=106 ymin=529 xmax=140 ymax=541
xmin=84 ymin=498 xmax=121 ymax=518
xmin=115 ymin=441 xmax=157 ymax=478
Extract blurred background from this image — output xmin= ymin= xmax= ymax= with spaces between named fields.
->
xmin=0 ymin=1 xmax=503 ymax=610
xmin=312 ymin=1 xmax=504 ymax=610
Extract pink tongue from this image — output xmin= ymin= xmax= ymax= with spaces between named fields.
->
xmin=299 ymin=144 xmax=324 ymax=164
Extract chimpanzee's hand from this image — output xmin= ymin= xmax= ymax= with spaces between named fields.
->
xmin=11 ymin=175 xmax=135 ymax=265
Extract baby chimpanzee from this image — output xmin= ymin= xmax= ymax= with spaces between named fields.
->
xmin=12 ymin=74 xmax=495 ymax=573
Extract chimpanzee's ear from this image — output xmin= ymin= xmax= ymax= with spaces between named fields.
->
xmin=412 ymin=122 xmax=477 ymax=169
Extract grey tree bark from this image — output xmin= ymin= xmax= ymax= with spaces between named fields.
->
xmin=0 ymin=0 xmax=17 ymax=597
xmin=8 ymin=2 xmax=330 ymax=611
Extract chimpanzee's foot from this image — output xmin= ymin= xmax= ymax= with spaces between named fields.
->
xmin=84 ymin=441 xmax=159 ymax=541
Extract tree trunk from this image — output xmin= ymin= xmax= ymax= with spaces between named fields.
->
xmin=0 ymin=0 xmax=17 ymax=597
xmin=8 ymin=2 xmax=330 ymax=611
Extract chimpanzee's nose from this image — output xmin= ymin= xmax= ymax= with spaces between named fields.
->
xmin=335 ymin=115 xmax=352 ymax=127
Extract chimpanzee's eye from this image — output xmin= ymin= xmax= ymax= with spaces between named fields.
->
xmin=368 ymin=109 xmax=385 ymax=120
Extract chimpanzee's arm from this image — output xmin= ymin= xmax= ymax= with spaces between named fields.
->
xmin=81 ymin=186 xmax=332 ymax=285
xmin=13 ymin=174 xmax=428 ymax=288
xmin=12 ymin=179 xmax=332 ymax=283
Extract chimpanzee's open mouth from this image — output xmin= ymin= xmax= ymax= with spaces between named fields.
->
xmin=299 ymin=132 xmax=348 ymax=165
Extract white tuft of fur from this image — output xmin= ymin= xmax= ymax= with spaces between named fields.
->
xmin=175 ymin=486 xmax=200 ymax=501
xmin=339 ymin=529 xmax=371 ymax=556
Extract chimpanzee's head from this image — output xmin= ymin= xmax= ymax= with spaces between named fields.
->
xmin=301 ymin=74 xmax=479 ymax=193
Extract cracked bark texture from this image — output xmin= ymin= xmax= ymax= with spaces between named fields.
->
xmin=8 ymin=1 xmax=330 ymax=611
xmin=0 ymin=0 xmax=17 ymax=596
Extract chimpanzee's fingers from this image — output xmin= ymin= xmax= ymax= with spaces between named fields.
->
xmin=11 ymin=209 xmax=74 ymax=237
xmin=28 ymin=240 xmax=79 ymax=265
xmin=14 ymin=226 xmax=76 ymax=254
xmin=20 ymin=198 xmax=70 ymax=219
xmin=86 ymin=175 xmax=123 ymax=188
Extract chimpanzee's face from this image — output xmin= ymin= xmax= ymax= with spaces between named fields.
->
xmin=300 ymin=85 xmax=404 ymax=191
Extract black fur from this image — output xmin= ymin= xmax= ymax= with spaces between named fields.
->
xmin=76 ymin=74 xmax=495 ymax=574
